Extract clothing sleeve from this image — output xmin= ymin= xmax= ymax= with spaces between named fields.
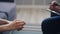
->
xmin=0 ymin=2 xmax=16 ymax=21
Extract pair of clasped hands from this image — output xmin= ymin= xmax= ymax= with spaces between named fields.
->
xmin=0 ymin=19 xmax=25 ymax=31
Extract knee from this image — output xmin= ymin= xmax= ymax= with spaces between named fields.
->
xmin=41 ymin=18 xmax=51 ymax=29
xmin=41 ymin=18 xmax=50 ymax=25
xmin=41 ymin=18 xmax=52 ymax=32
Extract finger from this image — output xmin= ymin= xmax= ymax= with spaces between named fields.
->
xmin=14 ymin=20 xmax=24 ymax=22
xmin=16 ymin=22 xmax=25 ymax=25
xmin=16 ymin=21 xmax=24 ymax=23
xmin=13 ymin=20 xmax=25 ymax=23
xmin=16 ymin=24 xmax=24 ymax=26
xmin=17 ymin=27 xmax=24 ymax=31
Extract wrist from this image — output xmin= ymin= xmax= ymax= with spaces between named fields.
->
xmin=6 ymin=24 xmax=14 ymax=31
xmin=1 ymin=21 xmax=12 ymax=31
xmin=3 ymin=24 xmax=11 ymax=31
xmin=0 ymin=25 xmax=10 ymax=32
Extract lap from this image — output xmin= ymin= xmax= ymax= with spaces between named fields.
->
xmin=41 ymin=16 xmax=60 ymax=34
xmin=42 ymin=16 xmax=60 ymax=24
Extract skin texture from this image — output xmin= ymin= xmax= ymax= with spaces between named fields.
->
xmin=49 ymin=0 xmax=60 ymax=12
xmin=0 ymin=19 xmax=25 ymax=32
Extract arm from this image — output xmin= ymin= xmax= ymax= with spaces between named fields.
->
xmin=0 ymin=19 xmax=8 ymax=25
xmin=0 ymin=25 xmax=10 ymax=32
xmin=0 ymin=20 xmax=25 ymax=32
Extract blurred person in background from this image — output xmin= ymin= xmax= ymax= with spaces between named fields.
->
xmin=41 ymin=0 xmax=60 ymax=34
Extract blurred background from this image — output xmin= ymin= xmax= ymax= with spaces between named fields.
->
xmin=15 ymin=0 xmax=53 ymax=34
xmin=0 ymin=0 xmax=53 ymax=34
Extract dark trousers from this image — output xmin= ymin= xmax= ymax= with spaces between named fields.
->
xmin=41 ymin=12 xmax=60 ymax=34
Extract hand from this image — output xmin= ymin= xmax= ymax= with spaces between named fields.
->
xmin=49 ymin=1 xmax=59 ymax=11
xmin=55 ymin=6 xmax=60 ymax=12
xmin=7 ymin=20 xmax=25 ymax=31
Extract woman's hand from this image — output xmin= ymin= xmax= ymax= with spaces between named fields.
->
xmin=7 ymin=20 xmax=25 ymax=31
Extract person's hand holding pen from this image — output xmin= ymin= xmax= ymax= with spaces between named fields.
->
xmin=49 ymin=0 xmax=60 ymax=12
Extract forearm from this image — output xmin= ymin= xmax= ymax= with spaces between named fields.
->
xmin=0 ymin=25 xmax=11 ymax=32
xmin=0 ymin=19 xmax=8 ymax=25
xmin=0 ymin=20 xmax=25 ymax=32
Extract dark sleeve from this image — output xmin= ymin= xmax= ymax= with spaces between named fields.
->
xmin=0 ymin=0 xmax=14 ymax=2
xmin=51 ymin=12 xmax=59 ymax=17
